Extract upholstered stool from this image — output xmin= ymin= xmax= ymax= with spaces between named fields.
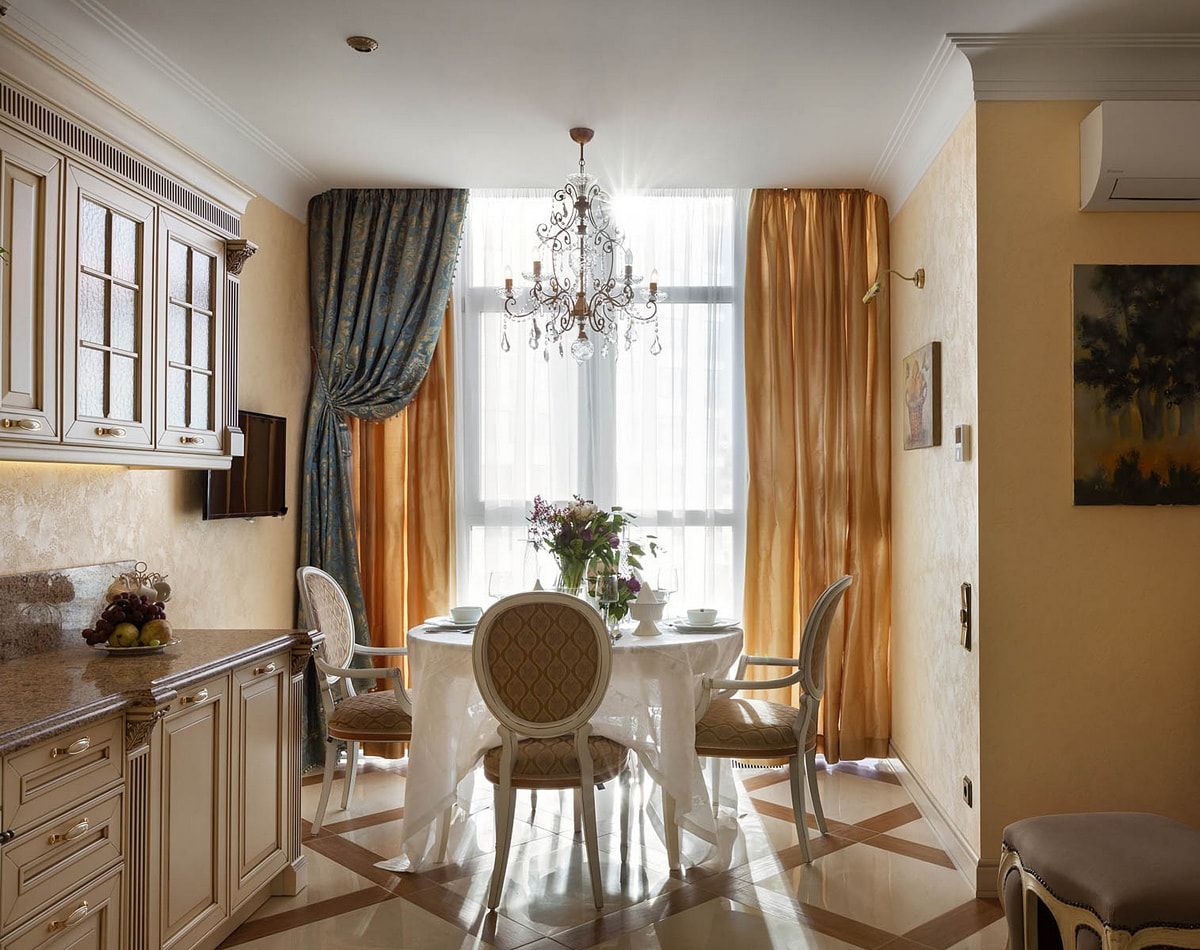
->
xmin=999 ymin=813 xmax=1200 ymax=950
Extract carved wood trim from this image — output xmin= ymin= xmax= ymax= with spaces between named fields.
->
xmin=225 ymin=239 xmax=258 ymax=275
xmin=125 ymin=709 xmax=165 ymax=750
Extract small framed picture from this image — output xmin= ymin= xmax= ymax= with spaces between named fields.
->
xmin=902 ymin=342 xmax=941 ymax=450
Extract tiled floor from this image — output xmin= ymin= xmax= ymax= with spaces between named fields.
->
xmin=220 ymin=757 xmax=1005 ymax=949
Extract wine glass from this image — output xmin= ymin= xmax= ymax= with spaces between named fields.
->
xmin=657 ymin=567 xmax=679 ymax=608
xmin=521 ymin=539 xmax=542 ymax=590
xmin=488 ymin=571 xmax=512 ymax=601
xmin=596 ymin=573 xmax=621 ymax=641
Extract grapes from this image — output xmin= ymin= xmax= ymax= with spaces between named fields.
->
xmin=88 ymin=589 xmax=170 ymax=648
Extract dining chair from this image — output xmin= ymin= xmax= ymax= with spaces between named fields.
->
xmin=689 ymin=575 xmax=853 ymax=864
xmin=473 ymin=591 xmax=631 ymax=911
xmin=297 ymin=566 xmax=414 ymax=835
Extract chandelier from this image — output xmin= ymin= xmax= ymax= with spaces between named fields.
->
xmin=499 ymin=127 xmax=666 ymax=362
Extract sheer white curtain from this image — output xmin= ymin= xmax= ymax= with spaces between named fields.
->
xmin=453 ymin=189 xmax=749 ymax=615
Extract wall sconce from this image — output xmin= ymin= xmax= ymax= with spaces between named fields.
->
xmin=862 ymin=267 xmax=925 ymax=304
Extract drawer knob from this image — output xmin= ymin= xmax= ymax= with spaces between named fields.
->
xmin=49 ymin=819 xmax=90 ymax=845
xmin=50 ymin=737 xmax=91 ymax=758
xmin=94 ymin=426 xmax=126 ymax=437
xmin=253 ymin=662 xmax=277 ymax=676
xmin=0 ymin=418 xmax=41 ymax=430
xmin=179 ymin=435 xmax=203 ymax=445
xmin=182 ymin=688 xmax=209 ymax=705
xmin=49 ymin=901 xmax=89 ymax=931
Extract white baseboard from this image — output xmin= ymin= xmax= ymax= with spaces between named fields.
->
xmin=888 ymin=742 xmax=997 ymax=899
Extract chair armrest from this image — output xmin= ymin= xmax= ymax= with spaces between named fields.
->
xmin=744 ymin=655 xmax=800 ymax=668
xmin=704 ymin=669 xmax=803 ymax=694
xmin=353 ymin=644 xmax=409 ymax=657
xmin=314 ymin=656 xmax=402 ymax=681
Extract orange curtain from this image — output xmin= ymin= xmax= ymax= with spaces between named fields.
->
xmin=743 ymin=189 xmax=891 ymax=763
xmin=349 ymin=302 xmax=456 ymax=758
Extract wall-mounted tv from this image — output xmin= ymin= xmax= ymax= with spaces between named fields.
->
xmin=204 ymin=411 xmax=288 ymax=520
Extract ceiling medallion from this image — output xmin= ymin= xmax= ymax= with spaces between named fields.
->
xmin=346 ymin=35 xmax=380 ymax=53
xmin=499 ymin=128 xmax=665 ymax=362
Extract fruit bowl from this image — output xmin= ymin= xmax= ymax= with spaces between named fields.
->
xmin=91 ymin=638 xmax=180 ymax=656
xmin=81 ymin=590 xmax=176 ymax=653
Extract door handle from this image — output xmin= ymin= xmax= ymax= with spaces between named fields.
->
xmin=0 ymin=418 xmax=41 ymax=430
xmin=94 ymin=426 xmax=127 ymax=437
xmin=182 ymin=688 xmax=209 ymax=705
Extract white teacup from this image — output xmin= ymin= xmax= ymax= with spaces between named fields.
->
xmin=686 ymin=608 xmax=718 ymax=626
xmin=450 ymin=606 xmax=483 ymax=625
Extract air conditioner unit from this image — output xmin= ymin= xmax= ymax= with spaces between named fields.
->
xmin=1080 ymin=101 xmax=1200 ymax=211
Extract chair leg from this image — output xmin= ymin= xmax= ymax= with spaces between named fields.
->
xmin=580 ymin=781 xmax=604 ymax=910
xmin=710 ymin=756 xmax=722 ymax=817
xmin=572 ymin=787 xmax=583 ymax=838
xmin=436 ymin=804 xmax=453 ymax=864
xmin=487 ymin=781 xmax=517 ymax=911
xmin=805 ymin=748 xmax=828 ymax=835
xmin=619 ymin=766 xmax=632 ymax=864
xmin=788 ymin=754 xmax=812 ymax=864
xmin=340 ymin=741 xmax=359 ymax=810
xmin=311 ymin=739 xmax=338 ymax=834
xmin=661 ymin=786 xmax=681 ymax=871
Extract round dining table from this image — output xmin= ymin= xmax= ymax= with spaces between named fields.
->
xmin=377 ymin=620 xmax=744 ymax=873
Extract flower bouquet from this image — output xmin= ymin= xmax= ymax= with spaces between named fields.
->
xmin=527 ymin=495 xmax=655 ymax=598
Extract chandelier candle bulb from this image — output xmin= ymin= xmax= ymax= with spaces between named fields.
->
xmin=504 ymin=266 xmax=513 ymax=292
xmin=649 ymin=269 xmax=659 ymax=295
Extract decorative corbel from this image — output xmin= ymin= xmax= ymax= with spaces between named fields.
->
xmin=125 ymin=708 xmax=166 ymax=751
xmin=225 ymin=239 xmax=259 ymax=276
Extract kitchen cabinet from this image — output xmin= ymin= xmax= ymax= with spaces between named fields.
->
xmin=62 ymin=165 xmax=155 ymax=451
xmin=0 ymin=127 xmax=60 ymax=443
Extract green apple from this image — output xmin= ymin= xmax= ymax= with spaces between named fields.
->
xmin=140 ymin=619 xmax=172 ymax=646
xmin=113 ymin=622 xmax=139 ymax=647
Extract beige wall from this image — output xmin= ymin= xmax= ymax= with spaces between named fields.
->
xmin=0 ymin=196 xmax=309 ymax=629
xmin=890 ymin=109 xmax=982 ymax=857
xmin=975 ymin=100 xmax=1200 ymax=858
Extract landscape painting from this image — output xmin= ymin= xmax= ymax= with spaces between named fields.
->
xmin=1074 ymin=264 xmax=1200 ymax=505
xmin=902 ymin=342 xmax=940 ymax=449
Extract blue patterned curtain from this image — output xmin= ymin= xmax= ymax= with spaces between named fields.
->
xmin=300 ymin=188 xmax=467 ymax=765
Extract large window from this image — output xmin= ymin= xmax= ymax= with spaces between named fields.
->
xmin=453 ymin=189 xmax=748 ymax=615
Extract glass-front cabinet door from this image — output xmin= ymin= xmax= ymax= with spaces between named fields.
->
xmin=63 ymin=165 xmax=155 ymax=448
xmin=0 ymin=127 xmax=60 ymax=443
xmin=157 ymin=212 xmax=224 ymax=454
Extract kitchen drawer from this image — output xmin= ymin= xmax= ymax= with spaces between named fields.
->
xmin=2 ymin=719 xmax=123 ymax=834
xmin=1 ymin=789 xmax=122 ymax=931
xmin=1 ymin=866 xmax=121 ymax=949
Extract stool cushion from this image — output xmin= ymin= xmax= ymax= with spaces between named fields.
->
xmin=1003 ymin=813 xmax=1200 ymax=931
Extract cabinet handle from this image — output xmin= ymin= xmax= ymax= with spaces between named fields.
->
xmin=49 ymin=901 xmax=89 ymax=931
xmin=50 ymin=737 xmax=91 ymax=758
xmin=94 ymin=426 xmax=126 ymax=437
xmin=182 ymin=688 xmax=209 ymax=705
xmin=179 ymin=435 xmax=203 ymax=445
xmin=48 ymin=819 xmax=90 ymax=845
xmin=253 ymin=662 xmax=277 ymax=676
xmin=0 ymin=418 xmax=41 ymax=431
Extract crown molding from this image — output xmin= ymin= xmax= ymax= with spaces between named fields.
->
xmin=870 ymin=38 xmax=973 ymax=217
xmin=948 ymin=32 xmax=1200 ymax=100
xmin=0 ymin=23 xmax=255 ymax=217
xmin=1 ymin=3 xmax=313 ymax=218
xmin=875 ymin=32 xmax=1200 ymax=216
xmin=68 ymin=0 xmax=318 ymax=186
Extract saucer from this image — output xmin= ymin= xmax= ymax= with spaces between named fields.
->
xmin=666 ymin=617 xmax=740 ymax=633
xmin=424 ymin=616 xmax=477 ymax=631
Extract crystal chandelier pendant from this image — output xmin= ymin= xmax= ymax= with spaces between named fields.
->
xmin=498 ymin=127 xmax=664 ymax=362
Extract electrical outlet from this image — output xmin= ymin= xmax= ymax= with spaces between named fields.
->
xmin=962 ymin=776 xmax=973 ymax=807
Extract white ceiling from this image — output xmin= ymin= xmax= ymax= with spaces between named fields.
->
xmin=6 ymin=0 xmax=1200 ymax=218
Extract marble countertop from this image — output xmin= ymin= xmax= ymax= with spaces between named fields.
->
xmin=0 ymin=628 xmax=315 ymax=755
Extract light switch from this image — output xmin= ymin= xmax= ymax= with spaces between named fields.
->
xmin=959 ymin=582 xmax=972 ymax=651
xmin=954 ymin=424 xmax=971 ymax=461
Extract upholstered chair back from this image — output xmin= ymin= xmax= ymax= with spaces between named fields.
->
xmin=798 ymin=575 xmax=854 ymax=700
xmin=297 ymin=566 xmax=357 ymax=669
xmin=473 ymin=592 xmax=612 ymax=738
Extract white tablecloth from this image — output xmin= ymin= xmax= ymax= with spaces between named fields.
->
xmin=379 ymin=623 xmax=743 ymax=872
